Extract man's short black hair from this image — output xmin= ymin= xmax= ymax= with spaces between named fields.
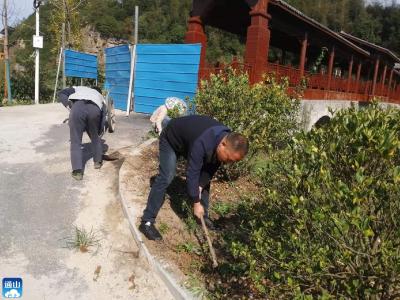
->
xmin=225 ymin=132 xmax=249 ymax=155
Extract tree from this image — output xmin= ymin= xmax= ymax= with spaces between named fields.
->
xmin=1 ymin=0 xmax=15 ymax=102
xmin=48 ymin=0 xmax=86 ymax=51
xmin=367 ymin=2 xmax=400 ymax=54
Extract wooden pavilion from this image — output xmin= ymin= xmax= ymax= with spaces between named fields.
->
xmin=184 ymin=0 xmax=400 ymax=103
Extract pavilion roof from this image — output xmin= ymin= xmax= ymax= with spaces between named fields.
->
xmin=192 ymin=0 xmax=370 ymax=59
xmin=340 ymin=31 xmax=400 ymax=64
xmin=271 ymin=0 xmax=369 ymax=57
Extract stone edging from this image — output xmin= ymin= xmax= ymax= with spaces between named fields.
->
xmin=118 ymin=138 xmax=195 ymax=300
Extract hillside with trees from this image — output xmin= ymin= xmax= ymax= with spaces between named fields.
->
xmin=286 ymin=0 xmax=400 ymax=49
xmin=3 ymin=0 xmax=400 ymax=102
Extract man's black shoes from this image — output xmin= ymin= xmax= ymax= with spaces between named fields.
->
xmin=94 ymin=161 xmax=103 ymax=169
xmin=72 ymin=169 xmax=83 ymax=181
xmin=139 ymin=222 xmax=162 ymax=241
xmin=139 ymin=218 xmax=215 ymax=241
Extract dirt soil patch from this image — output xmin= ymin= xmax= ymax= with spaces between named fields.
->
xmin=122 ymin=141 xmax=261 ymax=297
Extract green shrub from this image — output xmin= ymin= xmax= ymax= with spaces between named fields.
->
xmin=221 ymin=104 xmax=400 ymax=298
xmin=176 ymin=242 xmax=202 ymax=255
xmin=5 ymin=71 xmax=53 ymax=103
xmin=194 ymin=68 xmax=300 ymax=154
xmin=211 ymin=201 xmax=235 ymax=218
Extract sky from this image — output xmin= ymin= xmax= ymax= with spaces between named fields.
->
xmin=0 ymin=0 xmax=35 ymax=26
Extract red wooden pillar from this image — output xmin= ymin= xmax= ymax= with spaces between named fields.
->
xmin=299 ymin=33 xmax=308 ymax=79
xmin=355 ymin=62 xmax=362 ymax=94
xmin=346 ymin=56 xmax=354 ymax=93
xmin=371 ymin=58 xmax=380 ymax=97
xmin=245 ymin=0 xmax=270 ymax=83
xmin=380 ymin=64 xmax=387 ymax=96
xmin=185 ymin=16 xmax=207 ymax=79
xmin=327 ymin=47 xmax=335 ymax=91
xmin=388 ymin=68 xmax=394 ymax=98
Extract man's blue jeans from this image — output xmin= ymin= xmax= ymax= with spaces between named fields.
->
xmin=141 ymin=135 xmax=210 ymax=224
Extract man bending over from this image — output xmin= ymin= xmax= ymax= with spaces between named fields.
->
xmin=139 ymin=115 xmax=249 ymax=240
xmin=59 ymin=86 xmax=106 ymax=180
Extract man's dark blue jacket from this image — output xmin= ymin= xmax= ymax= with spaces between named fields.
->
xmin=162 ymin=115 xmax=231 ymax=202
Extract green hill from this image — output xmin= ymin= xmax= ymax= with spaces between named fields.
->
xmin=4 ymin=0 xmax=400 ymax=102
xmin=6 ymin=0 xmax=243 ymax=102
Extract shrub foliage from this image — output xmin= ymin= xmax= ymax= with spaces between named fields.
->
xmin=194 ymin=68 xmax=300 ymax=154
xmin=222 ymin=104 xmax=400 ymax=299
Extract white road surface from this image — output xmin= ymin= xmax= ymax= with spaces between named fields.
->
xmin=0 ymin=103 xmax=172 ymax=300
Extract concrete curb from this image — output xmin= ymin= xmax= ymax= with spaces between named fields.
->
xmin=118 ymin=138 xmax=195 ymax=300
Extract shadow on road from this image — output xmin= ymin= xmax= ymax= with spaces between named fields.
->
xmin=82 ymin=139 xmax=108 ymax=172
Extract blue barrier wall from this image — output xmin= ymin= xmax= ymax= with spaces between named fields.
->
xmin=134 ymin=44 xmax=201 ymax=114
xmin=104 ymin=45 xmax=131 ymax=111
xmin=64 ymin=49 xmax=97 ymax=79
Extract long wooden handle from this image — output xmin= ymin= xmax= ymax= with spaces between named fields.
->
xmin=200 ymin=215 xmax=218 ymax=268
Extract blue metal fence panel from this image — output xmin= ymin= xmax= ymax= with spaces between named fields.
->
xmin=104 ymin=45 xmax=131 ymax=110
xmin=64 ymin=49 xmax=98 ymax=79
xmin=134 ymin=44 xmax=201 ymax=114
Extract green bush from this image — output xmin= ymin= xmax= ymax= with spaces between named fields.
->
xmin=4 ymin=71 xmax=53 ymax=103
xmin=194 ymin=68 xmax=300 ymax=154
xmin=220 ymin=104 xmax=400 ymax=298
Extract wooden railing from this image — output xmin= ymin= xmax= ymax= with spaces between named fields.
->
xmin=199 ymin=59 xmax=252 ymax=83
xmin=200 ymin=60 xmax=400 ymax=103
xmin=266 ymin=63 xmax=302 ymax=85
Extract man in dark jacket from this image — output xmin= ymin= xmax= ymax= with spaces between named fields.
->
xmin=58 ymin=86 xmax=106 ymax=181
xmin=139 ymin=115 xmax=249 ymax=240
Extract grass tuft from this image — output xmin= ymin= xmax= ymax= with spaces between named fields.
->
xmin=65 ymin=225 xmax=101 ymax=253
xmin=158 ymin=222 xmax=170 ymax=235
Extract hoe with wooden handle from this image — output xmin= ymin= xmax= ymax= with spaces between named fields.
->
xmin=200 ymin=215 xmax=218 ymax=268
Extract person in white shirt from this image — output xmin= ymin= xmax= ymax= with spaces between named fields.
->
xmin=58 ymin=86 xmax=106 ymax=180
xmin=150 ymin=97 xmax=187 ymax=134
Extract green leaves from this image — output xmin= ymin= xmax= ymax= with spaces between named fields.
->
xmin=195 ymin=68 xmax=300 ymax=156
xmin=221 ymin=103 xmax=400 ymax=298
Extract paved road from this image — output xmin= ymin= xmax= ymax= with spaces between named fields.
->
xmin=0 ymin=103 xmax=172 ymax=300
